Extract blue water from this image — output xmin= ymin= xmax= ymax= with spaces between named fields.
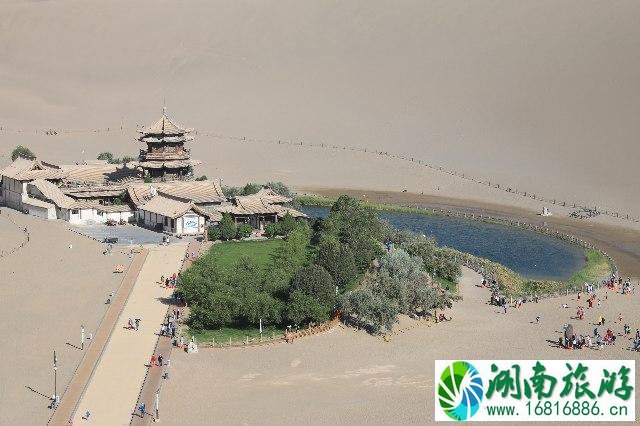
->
xmin=301 ymin=206 xmax=585 ymax=281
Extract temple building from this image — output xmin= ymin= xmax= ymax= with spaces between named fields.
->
xmin=136 ymin=108 xmax=200 ymax=180
xmin=0 ymin=109 xmax=306 ymax=237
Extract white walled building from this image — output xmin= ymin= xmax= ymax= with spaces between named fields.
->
xmin=137 ymin=194 xmax=220 ymax=236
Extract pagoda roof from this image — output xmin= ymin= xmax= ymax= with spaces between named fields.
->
xmin=132 ymin=159 xmax=201 ymax=169
xmin=139 ymin=135 xmax=194 ymax=144
xmin=138 ymin=109 xmax=193 ymax=136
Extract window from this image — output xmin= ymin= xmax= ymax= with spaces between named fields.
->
xmin=71 ymin=209 xmax=79 ymax=215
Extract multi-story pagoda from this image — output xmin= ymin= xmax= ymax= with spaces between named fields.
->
xmin=137 ymin=108 xmax=200 ymax=180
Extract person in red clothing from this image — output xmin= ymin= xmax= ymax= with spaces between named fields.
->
xmin=150 ymin=354 xmax=157 ymax=367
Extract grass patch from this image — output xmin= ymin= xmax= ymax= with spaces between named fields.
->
xmin=434 ymin=276 xmax=458 ymax=293
xmin=187 ymin=325 xmax=285 ymax=345
xmin=297 ymin=194 xmax=438 ymax=216
xmin=566 ymin=249 xmax=612 ymax=287
xmin=206 ymin=239 xmax=284 ymax=271
xmin=296 ymin=194 xmax=336 ymax=207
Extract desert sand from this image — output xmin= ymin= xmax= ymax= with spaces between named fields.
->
xmin=0 ymin=210 xmax=25 ymax=253
xmin=161 ymin=267 xmax=640 ymax=424
xmin=1 ymin=1 xmax=639 ymax=424
xmin=1 ymin=0 xmax=639 ymax=222
xmin=0 ymin=213 xmax=130 ymax=425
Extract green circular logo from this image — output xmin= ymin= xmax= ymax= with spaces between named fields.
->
xmin=438 ymin=361 xmax=484 ymax=421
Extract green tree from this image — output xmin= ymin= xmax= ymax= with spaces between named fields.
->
xmin=222 ymin=186 xmax=241 ymax=198
xmin=402 ymin=236 xmax=461 ymax=283
xmin=236 ymin=223 xmax=252 ymax=239
xmin=271 ymin=226 xmax=310 ymax=273
xmin=322 ymin=195 xmax=384 ymax=270
xmin=339 ymin=288 xmax=398 ymax=334
xmin=315 ymin=236 xmax=358 ymax=290
xmin=97 ymin=152 xmax=114 ymax=162
xmin=375 ymin=249 xmax=437 ymax=315
xmin=241 ymin=183 xmax=261 ymax=196
xmin=11 ymin=145 xmax=35 ymax=161
xmin=265 ymin=181 xmax=294 ymax=198
xmin=290 ymin=265 xmax=336 ymax=310
xmin=208 ymin=225 xmax=222 ymax=241
xmin=219 ymin=214 xmax=237 ymax=241
xmin=287 ymin=290 xmax=326 ymax=325
xmin=278 ymin=213 xmax=297 ymax=236
xmin=231 ymin=257 xmax=282 ymax=324
xmin=264 ymin=222 xmax=280 ymax=238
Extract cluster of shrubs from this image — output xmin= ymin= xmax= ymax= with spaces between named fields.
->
xmin=222 ymin=181 xmax=294 ymax=199
xmin=207 ymin=214 xmax=253 ymax=241
xmin=97 ymin=152 xmax=136 ymax=164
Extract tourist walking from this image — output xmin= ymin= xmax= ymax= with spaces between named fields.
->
xmin=138 ymin=402 xmax=146 ymax=417
xmin=135 ymin=318 xmax=141 ymax=330
xmin=158 ymin=354 xmax=163 ymax=366
xmin=150 ymin=355 xmax=157 ymax=367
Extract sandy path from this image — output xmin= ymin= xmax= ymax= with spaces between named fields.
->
xmin=0 ymin=214 xmax=130 ymax=425
xmin=72 ymin=244 xmax=187 ymax=425
xmin=161 ymin=267 xmax=640 ymax=424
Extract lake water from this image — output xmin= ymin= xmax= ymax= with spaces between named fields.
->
xmin=301 ymin=206 xmax=585 ymax=281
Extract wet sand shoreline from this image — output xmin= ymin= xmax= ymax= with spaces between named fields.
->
xmin=298 ymin=187 xmax=640 ymax=279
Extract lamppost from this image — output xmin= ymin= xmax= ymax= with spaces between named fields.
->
xmin=154 ymin=388 xmax=160 ymax=422
xmin=81 ymin=325 xmax=85 ymax=350
xmin=52 ymin=350 xmax=58 ymax=408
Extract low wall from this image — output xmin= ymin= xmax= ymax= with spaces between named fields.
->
xmin=197 ymin=317 xmax=341 ymax=350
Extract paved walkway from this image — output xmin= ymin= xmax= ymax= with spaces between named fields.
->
xmin=70 ymin=244 xmax=188 ymax=425
xmin=131 ymin=241 xmax=201 ymax=425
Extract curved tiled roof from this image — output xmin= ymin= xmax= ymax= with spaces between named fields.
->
xmin=127 ymin=180 xmax=225 ymax=207
xmin=255 ymin=187 xmax=292 ymax=204
xmin=29 ymin=179 xmax=75 ymax=209
xmin=0 ymin=158 xmax=68 ymax=180
xmin=139 ymin=194 xmax=214 ymax=220
xmin=138 ymin=111 xmax=193 ymax=136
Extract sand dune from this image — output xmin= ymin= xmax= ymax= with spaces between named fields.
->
xmin=1 ymin=0 xmax=639 ymax=220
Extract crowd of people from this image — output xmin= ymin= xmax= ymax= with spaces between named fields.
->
xmin=555 ymin=275 xmax=640 ymax=351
